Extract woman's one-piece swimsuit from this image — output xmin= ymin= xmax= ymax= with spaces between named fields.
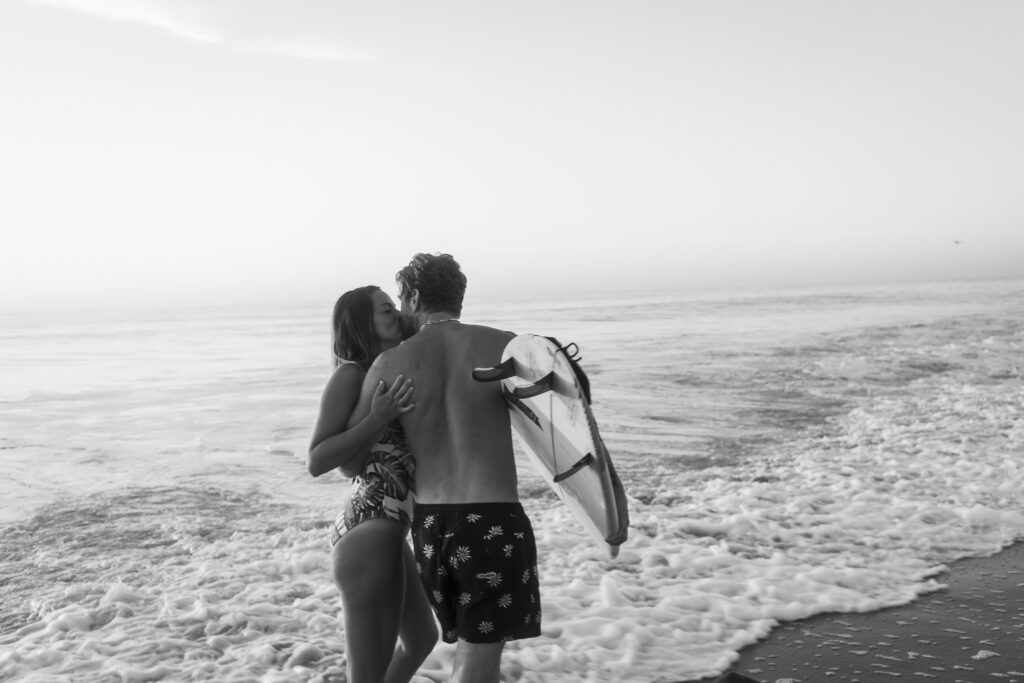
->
xmin=330 ymin=420 xmax=416 ymax=546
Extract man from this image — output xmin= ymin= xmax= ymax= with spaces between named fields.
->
xmin=350 ymin=253 xmax=541 ymax=683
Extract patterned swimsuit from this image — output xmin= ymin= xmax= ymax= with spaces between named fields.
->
xmin=330 ymin=421 xmax=416 ymax=545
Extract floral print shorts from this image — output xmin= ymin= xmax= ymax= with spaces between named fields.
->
xmin=413 ymin=502 xmax=541 ymax=644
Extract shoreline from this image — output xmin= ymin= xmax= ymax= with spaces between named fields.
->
xmin=684 ymin=541 xmax=1024 ymax=683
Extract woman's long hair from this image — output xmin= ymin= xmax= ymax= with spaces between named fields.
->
xmin=331 ymin=285 xmax=383 ymax=370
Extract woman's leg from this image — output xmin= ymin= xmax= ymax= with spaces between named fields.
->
xmin=333 ymin=519 xmax=406 ymax=683
xmin=383 ymin=541 xmax=439 ymax=683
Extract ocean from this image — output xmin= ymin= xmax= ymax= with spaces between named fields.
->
xmin=1 ymin=278 xmax=1022 ymax=682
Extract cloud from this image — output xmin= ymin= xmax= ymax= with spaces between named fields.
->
xmin=28 ymin=0 xmax=377 ymax=62
xmin=30 ymin=0 xmax=225 ymax=42
xmin=235 ymin=35 xmax=376 ymax=63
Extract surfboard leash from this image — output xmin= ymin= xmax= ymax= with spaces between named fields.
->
xmin=546 ymin=337 xmax=592 ymax=404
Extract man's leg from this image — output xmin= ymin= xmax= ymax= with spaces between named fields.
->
xmin=451 ymin=641 xmax=504 ymax=683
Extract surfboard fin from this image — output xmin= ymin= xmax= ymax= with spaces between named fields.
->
xmin=512 ymin=372 xmax=553 ymax=398
xmin=472 ymin=357 xmax=516 ymax=382
xmin=552 ymin=453 xmax=595 ymax=483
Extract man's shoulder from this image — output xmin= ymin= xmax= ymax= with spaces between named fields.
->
xmin=462 ymin=323 xmax=515 ymax=341
xmin=371 ymin=324 xmax=514 ymax=373
xmin=370 ymin=344 xmax=410 ymax=372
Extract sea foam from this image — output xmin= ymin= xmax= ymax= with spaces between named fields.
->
xmin=1 ymin=279 xmax=1022 ymax=681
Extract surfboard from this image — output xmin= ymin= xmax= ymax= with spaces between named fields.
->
xmin=473 ymin=334 xmax=629 ymax=559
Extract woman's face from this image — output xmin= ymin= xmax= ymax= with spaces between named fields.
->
xmin=370 ymin=289 xmax=403 ymax=347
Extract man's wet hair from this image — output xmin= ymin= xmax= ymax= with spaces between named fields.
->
xmin=396 ymin=253 xmax=467 ymax=315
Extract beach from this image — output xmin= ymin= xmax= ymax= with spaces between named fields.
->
xmin=691 ymin=542 xmax=1024 ymax=682
xmin=1 ymin=279 xmax=1022 ymax=681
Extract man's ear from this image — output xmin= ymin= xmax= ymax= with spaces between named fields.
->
xmin=407 ymin=288 xmax=420 ymax=310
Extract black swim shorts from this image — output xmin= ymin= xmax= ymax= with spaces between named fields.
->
xmin=413 ymin=502 xmax=542 ymax=644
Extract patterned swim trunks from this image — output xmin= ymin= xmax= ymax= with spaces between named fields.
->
xmin=413 ymin=502 xmax=541 ymax=644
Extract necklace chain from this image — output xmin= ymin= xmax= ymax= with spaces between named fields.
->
xmin=420 ymin=317 xmax=460 ymax=331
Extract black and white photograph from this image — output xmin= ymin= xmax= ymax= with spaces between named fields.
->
xmin=2 ymin=2 xmax=1022 ymax=682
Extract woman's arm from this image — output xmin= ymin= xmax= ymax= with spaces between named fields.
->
xmin=307 ymin=364 xmax=413 ymax=478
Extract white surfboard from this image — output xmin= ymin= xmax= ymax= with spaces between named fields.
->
xmin=474 ymin=334 xmax=629 ymax=559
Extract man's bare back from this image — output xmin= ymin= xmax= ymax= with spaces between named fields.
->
xmin=364 ymin=320 xmax=518 ymax=505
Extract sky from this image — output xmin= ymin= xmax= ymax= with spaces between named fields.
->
xmin=2 ymin=0 xmax=1023 ymax=312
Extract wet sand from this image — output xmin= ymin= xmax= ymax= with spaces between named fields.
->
xmin=684 ymin=542 xmax=1024 ymax=683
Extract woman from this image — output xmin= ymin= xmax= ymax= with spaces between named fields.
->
xmin=308 ymin=285 xmax=437 ymax=683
